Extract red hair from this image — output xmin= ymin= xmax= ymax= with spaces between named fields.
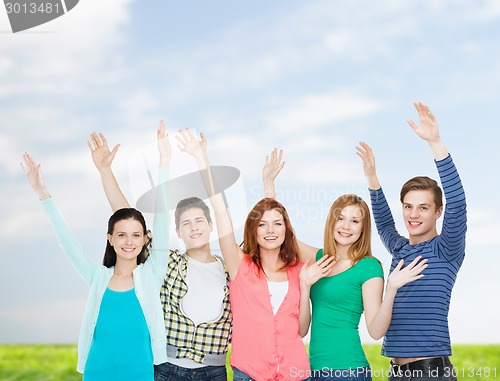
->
xmin=242 ymin=198 xmax=300 ymax=273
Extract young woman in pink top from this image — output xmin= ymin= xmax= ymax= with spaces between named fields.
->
xmin=176 ymin=129 xmax=334 ymax=381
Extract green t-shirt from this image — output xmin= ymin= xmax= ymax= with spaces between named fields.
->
xmin=309 ymin=249 xmax=384 ymax=370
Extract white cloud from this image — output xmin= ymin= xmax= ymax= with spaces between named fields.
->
xmin=266 ymin=93 xmax=384 ymax=133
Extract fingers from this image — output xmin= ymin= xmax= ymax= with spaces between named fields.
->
xmin=99 ymin=132 xmax=108 ymax=148
xmin=355 ymin=142 xmax=373 ymax=158
xmin=157 ymin=120 xmax=168 ymax=139
xmin=394 ymin=259 xmax=405 ymax=271
xmin=413 ymin=101 xmax=436 ymax=123
xmin=399 ymin=256 xmax=428 ymax=275
xmin=21 ymin=152 xmax=41 ymax=177
xmin=406 ymin=118 xmax=418 ymax=131
xmin=176 ymin=128 xmax=195 ymax=146
xmin=406 ymin=255 xmax=424 ymax=269
xmin=315 ymin=254 xmax=336 ymax=273
xmin=88 ymin=132 xmax=106 ymax=151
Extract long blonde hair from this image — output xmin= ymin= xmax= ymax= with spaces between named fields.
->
xmin=323 ymin=194 xmax=373 ymax=264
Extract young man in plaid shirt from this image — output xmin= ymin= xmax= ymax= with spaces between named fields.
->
xmin=88 ymin=127 xmax=232 ymax=381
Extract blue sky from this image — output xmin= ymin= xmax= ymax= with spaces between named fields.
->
xmin=1 ymin=0 xmax=499 ymax=344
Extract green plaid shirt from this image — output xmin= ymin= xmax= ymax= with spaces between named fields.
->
xmin=160 ymin=249 xmax=232 ymax=363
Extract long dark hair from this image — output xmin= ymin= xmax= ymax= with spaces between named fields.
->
xmin=242 ymin=198 xmax=300 ymax=273
xmin=103 ymin=208 xmax=148 ymax=268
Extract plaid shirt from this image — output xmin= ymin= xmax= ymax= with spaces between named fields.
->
xmin=160 ymin=249 xmax=232 ymax=363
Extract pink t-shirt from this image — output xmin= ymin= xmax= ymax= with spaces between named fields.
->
xmin=229 ymin=255 xmax=310 ymax=381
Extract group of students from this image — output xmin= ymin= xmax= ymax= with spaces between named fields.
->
xmin=22 ymin=102 xmax=467 ymax=381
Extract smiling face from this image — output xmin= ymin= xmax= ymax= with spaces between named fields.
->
xmin=402 ymin=189 xmax=443 ymax=244
xmin=256 ymin=209 xmax=286 ymax=252
xmin=107 ymin=218 xmax=147 ymax=263
xmin=176 ymin=207 xmax=213 ymax=249
xmin=333 ymin=204 xmax=364 ymax=249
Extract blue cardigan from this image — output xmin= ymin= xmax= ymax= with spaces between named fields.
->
xmin=42 ymin=168 xmax=170 ymax=373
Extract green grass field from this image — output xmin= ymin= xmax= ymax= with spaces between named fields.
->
xmin=1 ymin=344 xmax=499 ymax=381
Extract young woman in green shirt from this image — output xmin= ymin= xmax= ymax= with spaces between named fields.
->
xmin=263 ymin=149 xmax=427 ymax=381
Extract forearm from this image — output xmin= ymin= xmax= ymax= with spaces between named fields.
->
xmin=42 ymin=198 xmax=96 ymax=284
xmin=194 ymin=152 xmax=228 ymax=213
xmin=150 ymin=167 xmax=170 ymax=278
xmin=428 ymin=137 xmax=449 ymax=161
xmin=99 ymin=167 xmax=130 ymax=211
xmin=298 ymin=286 xmax=311 ymax=337
xmin=366 ymin=174 xmax=381 ymax=191
xmin=36 ymin=186 xmax=51 ymax=200
xmin=263 ymin=178 xmax=277 ymax=199
xmin=366 ymin=287 xmax=396 ymax=340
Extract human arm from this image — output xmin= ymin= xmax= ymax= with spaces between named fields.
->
xmin=176 ymin=129 xmax=243 ymax=279
xmin=21 ymin=153 xmax=97 ymax=284
xmin=409 ymin=102 xmax=467 ymax=261
xmin=298 ymin=255 xmax=336 ymax=337
xmin=263 ymin=148 xmax=285 ymax=199
xmin=357 ymin=142 xmax=407 ymax=255
xmin=362 ymin=256 xmax=427 ymax=340
xmin=262 ymin=148 xmax=319 ymax=263
xmin=148 ymin=121 xmax=171 ymax=282
xmin=87 ymin=132 xmax=130 ymax=211
xmin=407 ymin=102 xmax=448 ymax=161
xmin=356 ymin=141 xmax=380 ymax=190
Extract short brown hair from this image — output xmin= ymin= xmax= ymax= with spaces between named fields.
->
xmin=400 ymin=176 xmax=443 ymax=209
xmin=174 ymin=197 xmax=212 ymax=229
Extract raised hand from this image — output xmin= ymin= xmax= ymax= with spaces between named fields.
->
xmin=87 ymin=132 xmax=120 ymax=172
xmin=407 ymin=102 xmax=440 ymax=143
xmin=387 ymin=256 xmax=428 ymax=291
xmin=408 ymin=101 xmax=448 ymax=160
xmin=176 ymin=128 xmax=207 ymax=161
xmin=356 ymin=142 xmax=376 ymax=179
xmin=356 ymin=141 xmax=380 ymax=190
xmin=157 ymin=120 xmax=172 ymax=166
xmin=21 ymin=153 xmax=51 ymax=200
xmin=299 ymin=255 xmax=336 ymax=289
xmin=263 ymin=148 xmax=285 ymax=183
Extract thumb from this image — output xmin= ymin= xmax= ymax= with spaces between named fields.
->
xmin=110 ymin=144 xmax=120 ymax=160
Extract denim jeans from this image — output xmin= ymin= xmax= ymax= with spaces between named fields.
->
xmin=313 ymin=366 xmax=372 ymax=381
xmin=232 ymin=367 xmax=313 ymax=381
xmin=154 ymin=362 xmax=227 ymax=381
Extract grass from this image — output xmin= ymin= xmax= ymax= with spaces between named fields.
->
xmin=1 ymin=344 xmax=499 ymax=380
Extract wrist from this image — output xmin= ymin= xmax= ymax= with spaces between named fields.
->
xmin=38 ymin=189 xmax=51 ymax=200
xmin=300 ymin=283 xmax=311 ymax=293
xmin=385 ymin=283 xmax=398 ymax=296
xmin=159 ymin=158 xmax=171 ymax=167
xmin=98 ymin=166 xmax=112 ymax=174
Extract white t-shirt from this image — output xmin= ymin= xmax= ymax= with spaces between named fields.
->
xmin=267 ymin=280 xmax=289 ymax=315
xmin=168 ymin=255 xmax=226 ymax=368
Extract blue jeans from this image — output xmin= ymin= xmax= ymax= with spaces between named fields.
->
xmin=314 ymin=366 xmax=372 ymax=381
xmin=154 ymin=362 xmax=227 ymax=381
xmin=232 ymin=367 xmax=312 ymax=381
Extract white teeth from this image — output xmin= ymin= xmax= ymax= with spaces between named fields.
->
xmin=338 ymin=232 xmax=352 ymax=237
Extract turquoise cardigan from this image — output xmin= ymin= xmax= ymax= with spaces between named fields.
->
xmin=42 ymin=168 xmax=170 ymax=373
